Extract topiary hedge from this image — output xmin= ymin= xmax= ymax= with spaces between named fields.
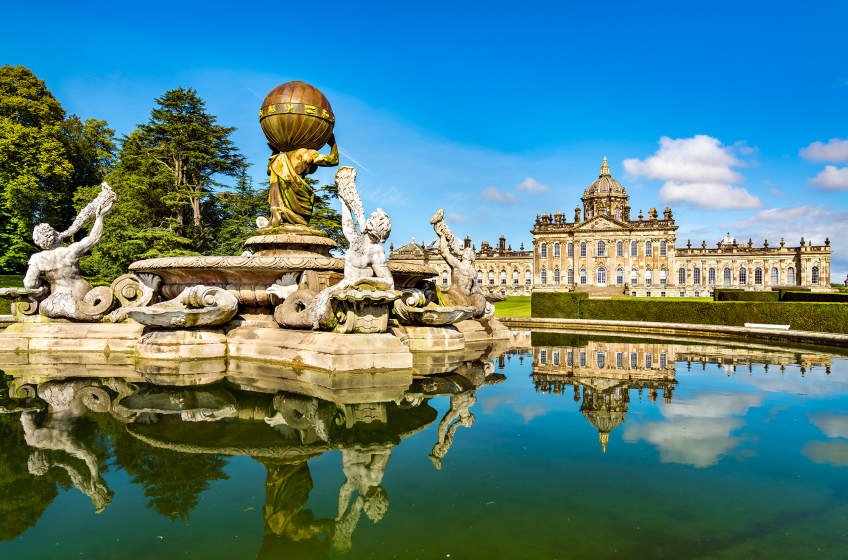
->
xmin=531 ymin=292 xmax=848 ymax=333
xmin=780 ymin=291 xmax=848 ymax=303
xmin=714 ymin=289 xmax=779 ymax=302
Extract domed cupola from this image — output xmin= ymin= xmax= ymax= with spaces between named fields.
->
xmin=588 ymin=157 xmax=626 ymax=195
xmin=580 ymin=158 xmax=631 ymax=222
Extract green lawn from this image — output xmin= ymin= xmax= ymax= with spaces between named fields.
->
xmin=494 ymin=296 xmax=531 ymax=318
xmin=0 ymin=275 xmax=23 ymax=314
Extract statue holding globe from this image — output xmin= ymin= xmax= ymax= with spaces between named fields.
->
xmin=258 ymin=81 xmax=340 ymax=230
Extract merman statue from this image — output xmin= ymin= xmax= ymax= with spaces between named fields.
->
xmin=24 ymin=183 xmax=117 ymax=321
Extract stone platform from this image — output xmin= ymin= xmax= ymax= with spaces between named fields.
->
xmin=0 ymin=318 xmax=508 ymax=374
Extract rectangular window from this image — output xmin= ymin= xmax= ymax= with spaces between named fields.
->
xmin=553 ymin=244 xmax=560 ymax=257
xmin=567 ymin=350 xmax=573 ymax=366
xmin=646 ymin=242 xmax=653 ymax=257
xmin=540 ymin=349 xmax=546 ymax=364
xmin=630 ymin=352 xmax=637 ymax=368
xmin=631 ymin=241 xmax=638 ymax=257
xmin=567 ymin=243 xmax=573 ymax=257
xmin=646 ymin=354 xmax=653 ymax=368
xmin=679 ymin=291 xmax=685 ymax=297
xmin=541 ymin=244 xmax=547 ymax=258
xmin=580 ymin=243 xmax=587 ymax=257
xmin=660 ymin=353 xmax=667 ymax=369
xmin=579 ymin=351 xmax=586 ymax=367
xmin=646 ymin=291 xmax=651 ymax=297
xmin=553 ymin=350 xmax=560 ymax=365
xmin=616 ymin=352 xmax=623 ymax=368
xmin=616 ymin=242 xmax=623 ymax=257
xmin=631 ymin=291 xmax=636 ymax=297
xmin=661 ymin=292 xmax=666 ymax=297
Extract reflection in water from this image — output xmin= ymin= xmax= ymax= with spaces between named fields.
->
xmin=0 ymin=350 xmax=504 ymax=554
xmin=3 ymin=332 xmax=848 ymax=557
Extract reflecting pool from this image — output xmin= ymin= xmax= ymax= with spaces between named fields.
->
xmin=2 ymin=330 xmax=848 ymax=559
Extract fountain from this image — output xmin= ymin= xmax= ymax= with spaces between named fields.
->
xmin=0 ymin=81 xmax=508 ymax=372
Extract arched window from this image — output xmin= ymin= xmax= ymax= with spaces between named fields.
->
xmin=646 ymin=241 xmax=653 ymax=257
xmin=441 ymin=270 xmax=448 ymax=284
xmin=554 ymin=269 xmax=560 ymax=284
xmin=616 ymin=268 xmax=624 ymax=285
xmin=708 ymin=268 xmax=716 ymax=285
xmin=500 ymin=270 xmax=507 ymax=285
xmin=553 ymin=243 xmax=560 ymax=257
xmin=488 ymin=270 xmax=495 ymax=285
xmin=512 ymin=270 xmax=519 ymax=284
xmin=678 ymin=268 xmax=686 ymax=285
xmin=567 ymin=269 xmax=574 ymax=284
xmin=660 ymin=241 xmax=667 ymax=257
xmin=541 ymin=269 xmax=547 ymax=285
xmin=616 ymin=241 xmax=623 ymax=257
xmin=630 ymin=241 xmax=638 ymax=257
xmin=812 ymin=266 xmax=820 ymax=285
xmin=525 ymin=270 xmax=531 ymax=285
xmin=540 ymin=243 xmax=547 ymax=258
xmin=567 ymin=243 xmax=573 ymax=257
xmin=646 ymin=269 xmax=653 ymax=286
xmin=630 ymin=269 xmax=638 ymax=285
xmin=580 ymin=268 xmax=587 ymax=285
xmin=754 ymin=267 xmax=762 ymax=285
xmin=580 ymin=242 xmax=587 ymax=257
xmin=598 ymin=241 xmax=606 ymax=257
xmin=739 ymin=267 xmax=747 ymax=285
xmin=477 ymin=270 xmax=483 ymax=285
xmin=660 ymin=269 xmax=667 ymax=285
xmin=723 ymin=268 xmax=731 ymax=285
xmin=787 ymin=267 xmax=795 ymax=285
xmin=597 ymin=267 xmax=607 ymax=285
xmin=771 ymin=267 xmax=778 ymax=285
xmin=694 ymin=268 xmax=701 ymax=285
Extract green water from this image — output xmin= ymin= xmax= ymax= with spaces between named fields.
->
xmin=1 ymin=331 xmax=847 ymax=559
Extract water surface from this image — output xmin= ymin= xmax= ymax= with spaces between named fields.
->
xmin=1 ymin=330 xmax=847 ymax=559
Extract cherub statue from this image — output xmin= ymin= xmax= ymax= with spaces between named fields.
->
xmin=332 ymin=447 xmax=391 ymax=553
xmin=274 ymin=166 xmax=395 ymax=330
xmin=24 ymin=183 xmax=117 ymax=321
xmin=428 ymin=390 xmax=476 ymax=469
xmin=430 ymin=209 xmax=493 ymax=319
xmin=261 ymin=134 xmax=339 ymax=229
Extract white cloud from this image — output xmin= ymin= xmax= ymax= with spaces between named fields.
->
xmin=481 ymin=187 xmax=519 ymax=204
xmin=808 ymin=412 xmax=848 ymax=439
xmin=802 ymin=441 xmax=848 ymax=467
xmin=809 ymin=165 xmax=848 ymax=190
xmin=623 ymin=135 xmax=760 ymax=210
xmin=799 ymin=138 xmax=848 ymax=163
xmin=768 ymin=188 xmax=787 ymax=198
xmin=622 ymin=392 xmax=761 ymax=468
xmin=762 ymin=179 xmax=778 ymax=186
xmin=728 ymin=204 xmax=848 ymax=277
xmin=514 ymin=177 xmax=549 ymax=195
xmin=513 ymin=403 xmax=548 ymax=423
xmin=659 ymin=181 xmax=762 ymax=210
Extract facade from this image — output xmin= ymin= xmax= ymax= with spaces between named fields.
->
xmin=390 ymin=158 xmax=832 ymax=296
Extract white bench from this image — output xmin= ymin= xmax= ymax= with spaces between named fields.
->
xmin=744 ymin=323 xmax=790 ymax=330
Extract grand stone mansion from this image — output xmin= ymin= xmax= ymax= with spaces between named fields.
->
xmin=390 ymin=158 xmax=832 ymax=297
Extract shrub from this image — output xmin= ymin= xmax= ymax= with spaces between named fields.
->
xmin=531 ymin=292 xmax=848 ymax=333
xmin=780 ymin=291 xmax=848 ymax=303
xmin=714 ymin=289 xmax=779 ymax=302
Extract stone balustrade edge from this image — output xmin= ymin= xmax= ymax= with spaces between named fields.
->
xmin=498 ymin=316 xmax=848 ymax=349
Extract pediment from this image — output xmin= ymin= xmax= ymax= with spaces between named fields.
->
xmin=575 ymin=216 xmax=627 ymax=231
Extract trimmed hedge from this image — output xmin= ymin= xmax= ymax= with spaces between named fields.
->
xmin=780 ymin=291 xmax=848 ymax=303
xmin=531 ymin=291 xmax=848 ymax=334
xmin=714 ymin=289 xmax=779 ymax=302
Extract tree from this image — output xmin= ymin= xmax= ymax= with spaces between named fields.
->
xmin=136 ymin=87 xmax=243 ymax=232
xmin=0 ymin=65 xmax=116 ymax=273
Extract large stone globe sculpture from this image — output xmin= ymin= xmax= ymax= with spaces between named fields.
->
xmin=259 ymin=81 xmax=335 ymax=152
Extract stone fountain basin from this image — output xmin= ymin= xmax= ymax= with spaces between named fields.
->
xmin=129 ymin=256 xmax=437 ymax=307
xmin=124 ymin=305 xmax=237 ymax=327
xmin=403 ymin=305 xmax=475 ymax=326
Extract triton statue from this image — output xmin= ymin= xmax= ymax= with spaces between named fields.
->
xmin=24 ymin=183 xmax=117 ymax=321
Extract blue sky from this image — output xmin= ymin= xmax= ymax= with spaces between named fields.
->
xmin=4 ymin=1 xmax=848 ymax=275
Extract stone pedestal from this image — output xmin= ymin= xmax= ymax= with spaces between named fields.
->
xmin=135 ymin=328 xmax=228 ymax=360
xmin=227 ymin=327 xmax=412 ymax=372
xmin=0 ymin=322 xmax=145 ymax=354
xmin=453 ymin=318 xmax=510 ymax=346
xmin=400 ymin=325 xmax=465 ymax=352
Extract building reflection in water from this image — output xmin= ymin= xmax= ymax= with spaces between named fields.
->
xmin=525 ymin=331 xmax=834 ymax=452
xmin=0 ymin=347 xmax=506 ymax=554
